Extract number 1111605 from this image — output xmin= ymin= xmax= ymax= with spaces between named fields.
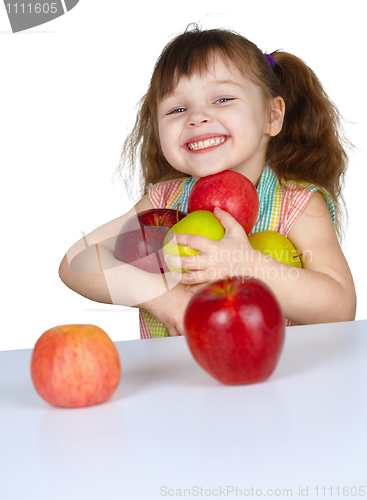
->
xmin=315 ymin=486 xmax=365 ymax=496
xmin=5 ymin=3 xmax=59 ymax=14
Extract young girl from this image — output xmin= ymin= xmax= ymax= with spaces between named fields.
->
xmin=59 ymin=25 xmax=356 ymax=338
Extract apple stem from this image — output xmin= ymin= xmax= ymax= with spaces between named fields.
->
xmin=292 ymin=252 xmax=302 ymax=261
xmin=224 ymin=276 xmax=231 ymax=294
xmin=176 ymin=203 xmax=180 ymax=224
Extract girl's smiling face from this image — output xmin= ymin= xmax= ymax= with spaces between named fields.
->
xmin=157 ymin=55 xmax=284 ymax=185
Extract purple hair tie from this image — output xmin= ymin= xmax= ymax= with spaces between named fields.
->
xmin=265 ymin=53 xmax=276 ymax=69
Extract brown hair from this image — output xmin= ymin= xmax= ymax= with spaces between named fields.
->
xmin=117 ymin=24 xmax=351 ymax=238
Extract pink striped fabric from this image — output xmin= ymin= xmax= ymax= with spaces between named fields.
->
xmin=279 ymin=184 xmax=314 ymax=236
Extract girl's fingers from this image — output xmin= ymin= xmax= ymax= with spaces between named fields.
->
xmin=164 ymin=252 xmax=204 ymax=271
xmin=186 ymin=282 xmax=211 ymax=294
xmin=168 ymin=326 xmax=180 ymax=337
xmin=177 ymin=269 xmax=214 ymax=285
xmin=214 ymin=207 xmax=246 ymax=238
xmin=168 ymin=232 xmax=212 ymax=252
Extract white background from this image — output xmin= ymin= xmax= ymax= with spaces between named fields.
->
xmin=1 ymin=0 xmax=366 ymax=351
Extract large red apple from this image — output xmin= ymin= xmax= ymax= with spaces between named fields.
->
xmin=114 ymin=208 xmax=186 ymax=274
xmin=184 ymin=277 xmax=285 ymax=385
xmin=31 ymin=324 xmax=121 ymax=408
xmin=187 ymin=170 xmax=259 ymax=235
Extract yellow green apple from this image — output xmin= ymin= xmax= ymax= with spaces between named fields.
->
xmin=163 ymin=210 xmax=225 ymax=273
xmin=248 ymin=231 xmax=303 ymax=268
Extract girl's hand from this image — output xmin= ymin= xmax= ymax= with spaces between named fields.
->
xmin=141 ymin=278 xmax=198 ymax=337
xmin=164 ymin=207 xmax=255 ymax=286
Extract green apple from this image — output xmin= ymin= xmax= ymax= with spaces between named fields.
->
xmin=248 ymin=231 xmax=303 ymax=268
xmin=163 ymin=210 xmax=225 ymax=273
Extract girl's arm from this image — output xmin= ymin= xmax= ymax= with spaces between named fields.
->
xmin=59 ymin=195 xmax=194 ymax=335
xmin=277 ymin=191 xmax=356 ymax=323
xmin=165 ymin=193 xmax=356 ymax=325
xmin=59 ymin=194 xmax=158 ymax=305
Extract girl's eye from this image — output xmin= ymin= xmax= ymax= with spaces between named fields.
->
xmin=169 ymin=107 xmax=186 ymax=114
xmin=215 ymin=97 xmax=234 ymax=104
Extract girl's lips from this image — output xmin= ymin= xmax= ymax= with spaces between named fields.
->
xmin=183 ymin=134 xmax=229 ymax=153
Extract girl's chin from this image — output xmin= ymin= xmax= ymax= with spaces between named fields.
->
xmin=191 ymin=167 xmax=235 ymax=180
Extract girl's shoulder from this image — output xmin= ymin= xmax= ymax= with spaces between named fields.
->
xmin=280 ymin=177 xmax=336 ymax=226
xmin=146 ymin=176 xmax=194 ymax=210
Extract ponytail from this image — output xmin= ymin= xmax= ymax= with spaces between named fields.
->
xmin=266 ymin=52 xmax=351 ymax=237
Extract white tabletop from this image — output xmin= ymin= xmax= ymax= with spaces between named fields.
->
xmin=1 ymin=320 xmax=366 ymax=500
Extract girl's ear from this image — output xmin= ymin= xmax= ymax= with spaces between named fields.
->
xmin=268 ymin=96 xmax=285 ymax=137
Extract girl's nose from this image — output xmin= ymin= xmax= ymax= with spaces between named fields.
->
xmin=187 ymin=108 xmax=213 ymax=127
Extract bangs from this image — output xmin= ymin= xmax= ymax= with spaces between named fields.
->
xmin=153 ymin=29 xmax=256 ymax=102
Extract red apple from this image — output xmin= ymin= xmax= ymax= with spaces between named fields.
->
xmin=187 ymin=170 xmax=259 ymax=235
xmin=31 ymin=324 xmax=121 ymax=408
xmin=114 ymin=208 xmax=186 ymax=274
xmin=184 ymin=277 xmax=285 ymax=385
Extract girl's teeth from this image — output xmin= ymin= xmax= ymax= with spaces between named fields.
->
xmin=188 ymin=137 xmax=226 ymax=150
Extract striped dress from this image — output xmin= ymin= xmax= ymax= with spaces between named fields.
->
xmin=139 ymin=164 xmax=335 ymax=338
